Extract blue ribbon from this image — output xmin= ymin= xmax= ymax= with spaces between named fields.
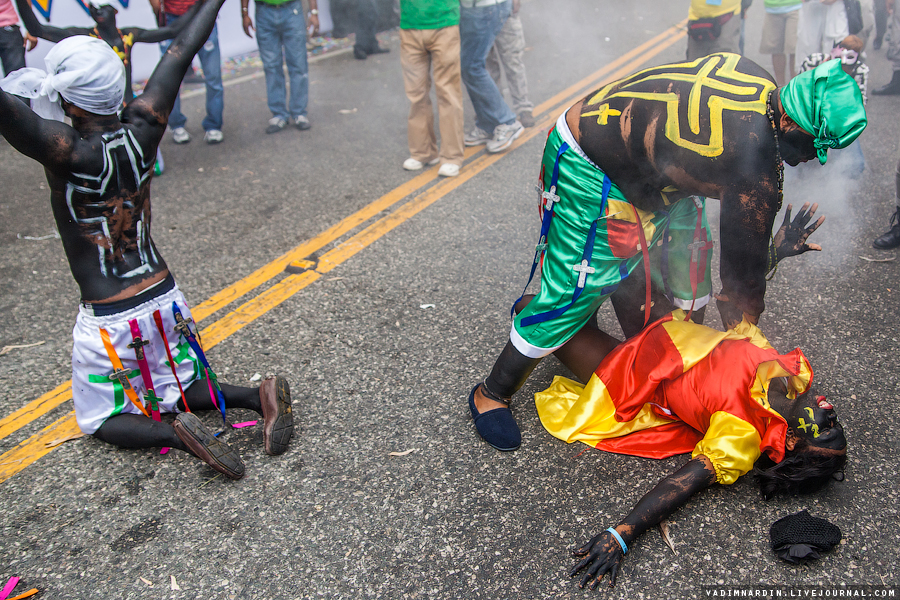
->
xmin=518 ymin=168 xmax=613 ymax=328
xmin=172 ymin=301 xmax=227 ymax=426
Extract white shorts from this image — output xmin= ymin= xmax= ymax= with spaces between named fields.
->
xmin=71 ymin=282 xmax=203 ymax=434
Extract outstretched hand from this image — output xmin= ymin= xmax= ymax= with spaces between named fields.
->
xmin=569 ymin=529 xmax=625 ymax=590
xmin=773 ymin=202 xmax=825 ymax=263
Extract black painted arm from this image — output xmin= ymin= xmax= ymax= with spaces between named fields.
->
xmin=569 ymin=457 xmax=717 ymax=589
xmin=127 ymin=1 xmax=203 ymax=44
xmin=122 ymin=0 xmax=223 ymax=131
xmin=15 ymin=0 xmax=89 ymax=42
xmin=0 ymin=90 xmax=77 ymax=174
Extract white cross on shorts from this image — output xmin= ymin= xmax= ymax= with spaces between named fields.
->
xmin=573 ymin=259 xmax=595 ymax=288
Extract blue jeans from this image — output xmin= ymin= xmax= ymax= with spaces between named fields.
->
xmin=459 ymin=1 xmax=516 ymax=132
xmin=255 ymin=0 xmax=309 ymax=121
xmin=160 ymin=14 xmax=224 ymax=131
xmin=0 ymin=25 xmax=26 ymax=76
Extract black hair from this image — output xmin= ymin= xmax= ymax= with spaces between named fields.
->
xmin=753 ymin=439 xmax=847 ymax=501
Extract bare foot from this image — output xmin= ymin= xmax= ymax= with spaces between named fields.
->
xmin=474 ymin=384 xmax=508 ymax=414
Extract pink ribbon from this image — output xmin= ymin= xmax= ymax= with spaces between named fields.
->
xmin=0 ymin=576 xmax=20 ymax=600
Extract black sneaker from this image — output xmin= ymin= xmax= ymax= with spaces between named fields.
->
xmin=873 ymin=206 xmax=900 ymax=249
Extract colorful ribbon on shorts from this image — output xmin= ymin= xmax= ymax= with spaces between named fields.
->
xmin=172 ymin=302 xmax=227 ymax=425
xmin=152 ymin=309 xmax=189 ymax=412
xmin=517 ymin=141 xmax=618 ymax=327
xmin=98 ymin=327 xmax=150 ymax=417
xmin=127 ymin=319 xmax=162 ymax=422
xmin=511 ymin=141 xmax=570 ymax=320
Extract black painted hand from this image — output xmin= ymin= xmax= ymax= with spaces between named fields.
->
xmin=569 ymin=529 xmax=625 ymax=590
xmin=773 ymin=202 xmax=825 ymax=263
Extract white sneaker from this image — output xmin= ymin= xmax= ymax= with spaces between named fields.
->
xmin=438 ymin=163 xmax=460 ymax=177
xmin=486 ymin=121 xmax=524 ymax=154
xmin=464 ymin=126 xmax=492 ymax=146
xmin=402 ymin=157 xmax=439 ymax=171
xmin=204 ymin=129 xmax=223 ymax=144
xmin=266 ymin=117 xmax=288 ymax=134
xmin=171 ymin=127 xmax=191 ymax=144
xmin=293 ymin=115 xmax=311 ymax=130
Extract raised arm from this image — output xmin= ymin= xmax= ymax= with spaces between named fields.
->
xmin=569 ymin=456 xmax=717 ymax=589
xmin=0 ymin=90 xmax=78 ymax=174
xmin=123 ymin=0 xmax=223 ymax=132
xmin=125 ymin=1 xmax=203 ymax=44
xmin=15 ymin=0 xmax=90 ymax=42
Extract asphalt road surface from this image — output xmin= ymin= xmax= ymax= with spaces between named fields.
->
xmin=1 ymin=1 xmax=898 ymax=598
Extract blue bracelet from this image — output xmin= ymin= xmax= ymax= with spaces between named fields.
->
xmin=606 ymin=527 xmax=627 ymax=554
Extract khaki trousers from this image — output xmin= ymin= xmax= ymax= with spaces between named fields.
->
xmin=486 ymin=13 xmax=534 ymax=115
xmin=400 ymin=26 xmax=465 ymax=166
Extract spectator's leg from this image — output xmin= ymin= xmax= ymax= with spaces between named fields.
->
xmin=874 ymin=0 xmax=887 ymax=48
xmin=710 ymin=13 xmax=742 ymax=55
xmin=486 ymin=44 xmax=503 ymax=91
xmin=492 ymin=13 xmax=533 ymax=119
xmin=785 ymin=10 xmax=799 ymax=80
xmin=256 ymin=3 xmax=290 ymax=121
xmin=282 ymin=3 xmax=310 ymax=120
xmin=400 ymin=28 xmax=438 ymax=163
xmin=161 ymin=14 xmax=189 ymax=129
xmin=872 ymin=156 xmax=900 ymax=249
xmin=354 ymin=0 xmax=380 ymax=57
xmin=431 ymin=25 xmax=464 ymax=166
xmin=874 ymin=5 xmax=900 ymax=94
xmin=772 ymin=54 xmax=787 ymax=86
xmin=0 ymin=25 xmax=26 ymax=77
xmin=197 ymin=24 xmax=224 ymax=132
xmin=459 ymin=2 xmax=517 ymax=132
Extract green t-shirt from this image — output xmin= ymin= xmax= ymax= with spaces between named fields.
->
xmin=399 ymin=0 xmax=459 ymax=30
xmin=764 ymin=0 xmax=802 ymax=8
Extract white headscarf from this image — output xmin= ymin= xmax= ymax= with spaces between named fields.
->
xmin=0 ymin=36 xmax=125 ymax=121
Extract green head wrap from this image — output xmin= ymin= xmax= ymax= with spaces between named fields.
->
xmin=779 ymin=59 xmax=867 ymax=165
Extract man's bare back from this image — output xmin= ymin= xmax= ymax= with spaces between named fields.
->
xmin=1 ymin=0 xmax=222 ymax=302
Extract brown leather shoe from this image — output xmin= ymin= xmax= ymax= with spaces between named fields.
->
xmin=259 ymin=375 xmax=293 ymax=455
xmin=173 ymin=413 xmax=245 ymax=480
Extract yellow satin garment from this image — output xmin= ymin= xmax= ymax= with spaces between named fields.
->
xmin=692 ymin=412 xmax=762 ymax=484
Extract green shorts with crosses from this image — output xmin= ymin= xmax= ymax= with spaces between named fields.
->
xmin=510 ymin=117 xmax=713 ymax=358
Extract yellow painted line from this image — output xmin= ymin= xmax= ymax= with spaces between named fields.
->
xmin=0 ymin=23 xmax=687 ymax=482
xmin=0 ymin=411 xmax=80 ymax=484
xmin=191 ymin=144 xmax=483 ymax=323
xmin=199 ymin=270 xmax=322 ymax=348
xmin=0 ymin=381 xmax=72 ymax=441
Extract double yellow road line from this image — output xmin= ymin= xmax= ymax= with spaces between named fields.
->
xmin=0 ymin=23 xmax=686 ymax=484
